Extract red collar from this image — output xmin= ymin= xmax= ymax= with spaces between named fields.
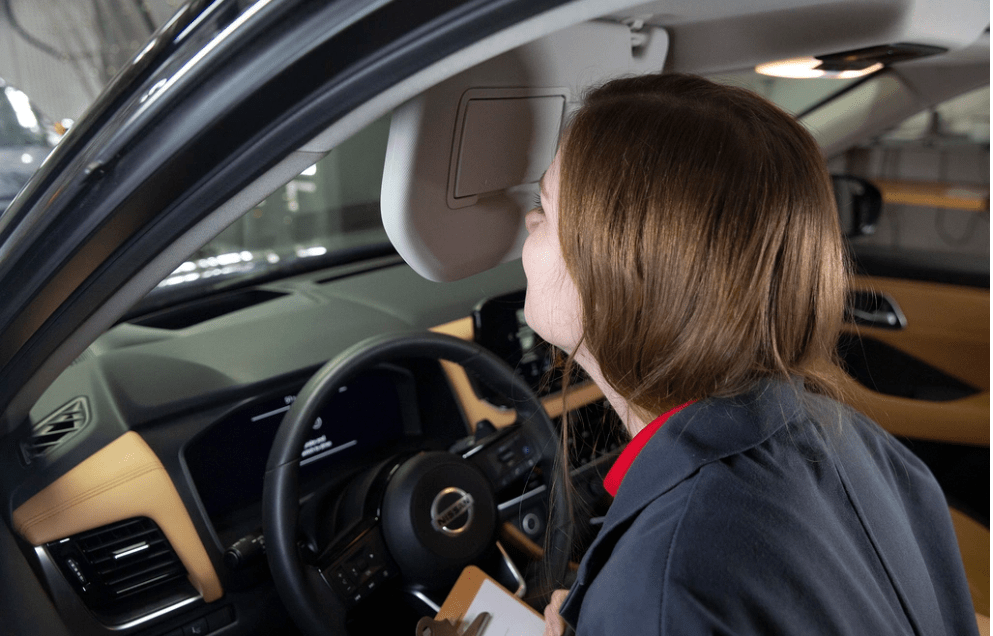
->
xmin=603 ymin=402 xmax=694 ymax=497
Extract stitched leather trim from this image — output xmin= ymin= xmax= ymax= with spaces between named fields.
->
xmin=12 ymin=431 xmax=223 ymax=602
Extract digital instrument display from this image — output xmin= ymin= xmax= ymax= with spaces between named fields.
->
xmin=184 ymin=369 xmax=407 ymax=521
xmin=473 ymin=290 xmax=582 ymax=397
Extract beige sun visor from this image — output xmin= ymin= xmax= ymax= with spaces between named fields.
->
xmin=381 ymin=21 xmax=669 ymax=282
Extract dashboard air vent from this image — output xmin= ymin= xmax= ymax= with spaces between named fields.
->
xmin=22 ymin=397 xmax=90 ymax=463
xmin=47 ymin=517 xmax=189 ymax=612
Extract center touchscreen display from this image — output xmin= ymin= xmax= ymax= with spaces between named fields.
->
xmin=184 ymin=368 xmax=406 ymax=521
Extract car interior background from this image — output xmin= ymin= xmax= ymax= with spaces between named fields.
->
xmin=0 ymin=1 xmax=988 ymax=635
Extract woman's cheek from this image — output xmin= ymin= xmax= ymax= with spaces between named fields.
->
xmin=547 ymin=273 xmax=584 ymax=353
xmin=526 ymin=268 xmax=584 ymax=353
xmin=522 ymin=227 xmax=583 ymax=352
xmin=522 ymin=238 xmax=554 ymax=340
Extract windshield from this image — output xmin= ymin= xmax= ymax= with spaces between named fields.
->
xmin=149 ymin=114 xmax=394 ymax=297
xmin=10 ymin=11 xmax=979 ymax=309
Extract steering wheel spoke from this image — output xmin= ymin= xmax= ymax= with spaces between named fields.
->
xmin=466 ymin=425 xmax=543 ymax=495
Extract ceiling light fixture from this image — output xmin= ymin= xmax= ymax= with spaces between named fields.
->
xmin=756 ymin=42 xmax=946 ymax=79
xmin=756 ymin=57 xmax=882 ymax=79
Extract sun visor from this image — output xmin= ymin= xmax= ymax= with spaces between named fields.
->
xmin=382 ymin=21 xmax=668 ymax=282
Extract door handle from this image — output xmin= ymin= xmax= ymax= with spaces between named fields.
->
xmin=847 ymin=290 xmax=906 ymax=330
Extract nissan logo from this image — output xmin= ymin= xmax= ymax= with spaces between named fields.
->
xmin=430 ymin=487 xmax=475 ymax=536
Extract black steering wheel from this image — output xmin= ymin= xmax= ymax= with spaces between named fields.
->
xmin=262 ymin=331 xmax=571 ymax=636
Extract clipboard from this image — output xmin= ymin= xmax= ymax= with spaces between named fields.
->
xmin=435 ymin=565 xmax=545 ymax=636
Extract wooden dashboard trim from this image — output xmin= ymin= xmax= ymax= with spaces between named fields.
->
xmin=12 ymin=431 xmax=223 ymax=603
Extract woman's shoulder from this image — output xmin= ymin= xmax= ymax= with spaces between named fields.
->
xmin=569 ymin=387 xmax=973 ymax=635
xmin=632 ymin=393 xmax=966 ymax=635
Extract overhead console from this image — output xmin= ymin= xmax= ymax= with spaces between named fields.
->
xmin=381 ymin=20 xmax=669 ymax=282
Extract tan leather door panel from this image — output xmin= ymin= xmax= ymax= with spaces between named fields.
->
xmin=842 ymin=275 xmax=989 ymax=445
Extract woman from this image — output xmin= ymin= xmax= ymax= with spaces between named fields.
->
xmin=523 ymin=74 xmax=977 ymax=635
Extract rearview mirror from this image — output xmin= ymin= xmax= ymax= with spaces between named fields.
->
xmin=832 ymin=174 xmax=882 ymax=238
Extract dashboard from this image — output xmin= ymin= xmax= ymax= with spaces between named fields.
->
xmin=1 ymin=258 xmax=621 ymax=636
xmin=4 ymin=247 xmax=984 ymax=636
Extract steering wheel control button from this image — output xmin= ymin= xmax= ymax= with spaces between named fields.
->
xmin=320 ymin=527 xmax=398 ymax=606
xmin=475 ymin=429 xmax=540 ymax=491
xmin=430 ymin=487 xmax=475 ymax=536
xmin=262 ymin=332 xmax=567 ymax=632
xmin=330 ymin=570 xmax=356 ymax=596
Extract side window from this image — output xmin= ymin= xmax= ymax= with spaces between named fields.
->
xmin=829 ymin=86 xmax=989 ymax=286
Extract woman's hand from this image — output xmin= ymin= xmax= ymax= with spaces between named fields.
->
xmin=543 ymin=589 xmax=570 ymax=636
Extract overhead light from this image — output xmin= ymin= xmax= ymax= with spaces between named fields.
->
xmin=756 ymin=57 xmax=882 ymax=79
xmin=756 ymin=42 xmax=946 ymax=79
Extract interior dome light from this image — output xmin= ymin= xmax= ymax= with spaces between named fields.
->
xmin=756 ymin=43 xmax=946 ymax=79
xmin=756 ymin=57 xmax=884 ymax=79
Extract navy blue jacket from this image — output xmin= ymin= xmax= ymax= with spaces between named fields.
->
xmin=559 ymin=380 xmax=977 ymax=635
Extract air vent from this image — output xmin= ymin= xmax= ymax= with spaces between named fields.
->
xmin=47 ymin=518 xmax=190 ymax=613
xmin=22 ymin=397 xmax=90 ymax=463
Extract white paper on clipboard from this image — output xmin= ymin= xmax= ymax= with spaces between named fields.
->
xmin=460 ymin=579 xmax=545 ymax=636
xmin=435 ymin=566 xmax=545 ymax=636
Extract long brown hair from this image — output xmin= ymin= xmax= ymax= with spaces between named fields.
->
xmin=558 ymin=73 xmax=848 ymax=421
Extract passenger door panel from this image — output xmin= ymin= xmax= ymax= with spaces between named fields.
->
xmin=841 ymin=275 xmax=989 ymax=445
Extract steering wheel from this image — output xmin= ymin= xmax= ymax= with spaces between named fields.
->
xmin=263 ymin=331 xmax=571 ymax=636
